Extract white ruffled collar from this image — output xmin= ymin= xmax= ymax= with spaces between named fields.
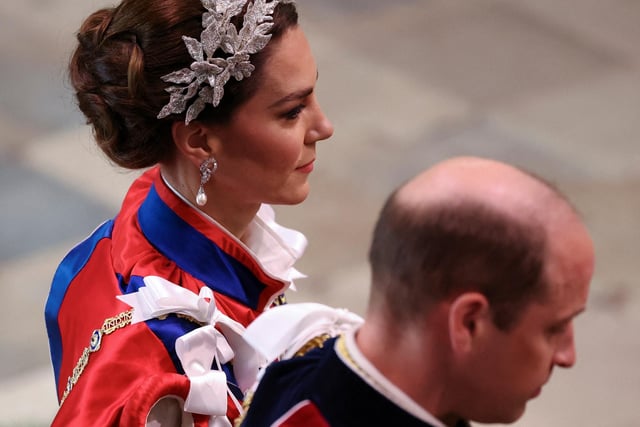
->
xmin=161 ymin=173 xmax=308 ymax=290
xmin=243 ymin=204 xmax=307 ymax=290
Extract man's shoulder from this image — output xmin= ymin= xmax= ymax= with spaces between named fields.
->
xmin=257 ymin=337 xmax=336 ymax=398
xmin=240 ymin=339 xmax=337 ymax=427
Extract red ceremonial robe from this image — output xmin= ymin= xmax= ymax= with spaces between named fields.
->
xmin=45 ymin=167 xmax=305 ymax=426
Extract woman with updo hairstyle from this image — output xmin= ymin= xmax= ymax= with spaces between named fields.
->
xmin=44 ymin=0 xmax=334 ymax=425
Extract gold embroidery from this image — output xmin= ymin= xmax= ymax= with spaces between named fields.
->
xmin=176 ymin=312 xmax=207 ymax=326
xmin=59 ymin=309 xmax=134 ymax=405
xmin=273 ymin=294 xmax=287 ymax=306
xmin=233 ymin=387 xmax=255 ymax=427
xmin=293 ymin=333 xmax=332 ymax=357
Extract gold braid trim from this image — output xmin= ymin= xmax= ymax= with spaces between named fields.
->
xmin=233 ymin=387 xmax=255 ymax=427
xmin=335 ymin=334 xmax=362 ymax=374
xmin=59 ymin=309 xmax=134 ymax=405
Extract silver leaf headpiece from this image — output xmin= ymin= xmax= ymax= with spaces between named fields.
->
xmin=157 ymin=0 xmax=289 ymax=124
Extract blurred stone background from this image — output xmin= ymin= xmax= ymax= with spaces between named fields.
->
xmin=0 ymin=0 xmax=638 ymax=425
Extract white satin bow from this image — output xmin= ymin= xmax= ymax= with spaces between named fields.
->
xmin=117 ymin=276 xmax=217 ymax=324
xmin=116 ymin=276 xmax=262 ymax=424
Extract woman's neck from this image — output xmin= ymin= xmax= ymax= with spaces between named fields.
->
xmin=160 ymin=162 xmax=260 ymax=241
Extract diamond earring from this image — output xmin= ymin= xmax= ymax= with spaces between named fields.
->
xmin=196 ymin=157 xmax=218 ymax=206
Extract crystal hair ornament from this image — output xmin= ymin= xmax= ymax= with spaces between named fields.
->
xmin=158 ymin=0 xmax=289 ymax=124
xmin=197 ymin=157 xmax=218 ymax=206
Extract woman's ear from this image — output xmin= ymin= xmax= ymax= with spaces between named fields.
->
xmin=448 ymin=292 xmax=490 ymax=355
xmin=171 ymin=121 xmax=219 ymax=166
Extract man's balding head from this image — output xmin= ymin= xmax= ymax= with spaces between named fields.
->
xmin=395 ymin=156 xmax=575 ymax=225
xmin=367 ymin=156 xmax=586 ymax=330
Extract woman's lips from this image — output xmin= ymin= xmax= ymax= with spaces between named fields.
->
xmin=296 ymin=160 xmax=314 ymax=173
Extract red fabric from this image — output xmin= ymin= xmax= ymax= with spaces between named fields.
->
xmin=50 ymin=167 xmax=288 ymax=426
xmin=52 ymin=323 xmax=177 ymax=425
xmin=120 ymin=374 xmax=210 ymax=427
xmin=151 ymin=175 xmax=287 ymax=311
xmin=273 ymin=401 xmax=331 ymax=427
xmin=111 ymin=168 xmax=287 ymax=311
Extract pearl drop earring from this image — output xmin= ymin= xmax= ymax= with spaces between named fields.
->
xmin=196 ymin=157 xmax=218 ymax=206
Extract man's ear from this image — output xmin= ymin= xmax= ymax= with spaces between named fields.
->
xmin=448 ymin=292 xmax=490 ymax=354
xmin=171 ymin=121 xmax=220 ymax=166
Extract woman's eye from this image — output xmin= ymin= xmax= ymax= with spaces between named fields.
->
xmin=283 ymin=104 xmax=305 ymax=120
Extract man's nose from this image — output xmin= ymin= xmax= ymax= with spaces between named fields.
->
xmin=554 ymin=326 xmax=577 ymax=368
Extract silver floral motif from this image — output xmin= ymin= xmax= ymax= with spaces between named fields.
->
xmin=157 ymin=0 xmax=287 ymax=124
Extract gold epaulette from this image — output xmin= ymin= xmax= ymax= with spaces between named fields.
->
xmin=293 ymin=333 xmax=332 ymax=357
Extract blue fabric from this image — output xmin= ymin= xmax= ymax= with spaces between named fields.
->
xmin=44 ymin=220 xmax=115 ymax=387
xmin=118 ymin=273 xmax=196 ymax=374
xmin=137 ymin=185 xmax=264 ymax=309
xmin=118 ymin=275 xmax=241 ymax=393
xmin=240 ymin=338 xmax=464 ymax=427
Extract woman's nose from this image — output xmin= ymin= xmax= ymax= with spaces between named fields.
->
xmin=307 ymin=98 xmax=334 ymax=143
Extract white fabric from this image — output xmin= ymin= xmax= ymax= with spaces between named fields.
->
xmin=244 ymin=205 xmax=308 ymax=291
xmin=161 ymin=173 xmax=307 ymax=295
xmin=117 ymin=276 xmax=262 ymax=421
xmin=175 ymin=326 xmax=229 ymax=416
xmin=146 ymin=396 xmax=193 ymax=427
xmin=116 ymin=276 xmax=218 ymax=325
xmin=243 ymin=302 xmax=364 ymax=361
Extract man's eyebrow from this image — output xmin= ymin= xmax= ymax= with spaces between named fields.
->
xmin=560 ymin=306 xmax=586 ymax=324
xmin=268 ymin=87 xmax=314 ymax=109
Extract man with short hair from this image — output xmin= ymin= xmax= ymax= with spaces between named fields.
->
xmin=240 ymin=156 xmax=595 ymax=427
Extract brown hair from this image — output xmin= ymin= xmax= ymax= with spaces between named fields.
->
xmin=368 ymin=195 xmax=547 ymax=331
xmin=69 ymin=0 xmax=298 ymax=169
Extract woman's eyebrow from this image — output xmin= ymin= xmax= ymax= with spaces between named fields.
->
xmin=268 ymin=71 xmax=319 ymax=109
xmin=269 ymin=87 xmax=314 ymax=109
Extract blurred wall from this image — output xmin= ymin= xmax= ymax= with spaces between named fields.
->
xmin=0 ymin=1 xmax=638 ymax=425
